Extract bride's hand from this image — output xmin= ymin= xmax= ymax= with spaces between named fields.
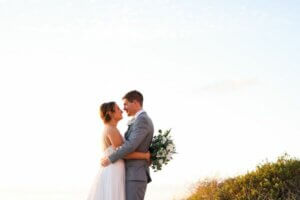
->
xmin=100 ymin=156 xmax=111 ymax=167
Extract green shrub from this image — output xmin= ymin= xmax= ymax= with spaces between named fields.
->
xmin=187 ymin=154 xmax=300 ymax=200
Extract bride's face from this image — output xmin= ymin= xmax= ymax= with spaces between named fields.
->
xmin=112 ymin=104 xmax=123 ymax=121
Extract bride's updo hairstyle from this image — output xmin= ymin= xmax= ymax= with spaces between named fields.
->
xmin=100 ymin=101 xmax=116 ymax=123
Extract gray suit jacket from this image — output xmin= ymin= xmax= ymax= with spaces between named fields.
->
xmin=109 ymin=112 xmax=154 ymax=183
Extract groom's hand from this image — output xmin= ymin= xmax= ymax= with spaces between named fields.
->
xmin=100 ymin=156 xmax=111 ymax=167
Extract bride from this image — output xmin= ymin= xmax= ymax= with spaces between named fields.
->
xmin=87 ymin=101 xmax=150 ymax=200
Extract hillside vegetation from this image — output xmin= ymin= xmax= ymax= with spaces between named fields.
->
xmin=187 ymin=154 xmax=300 ymax=200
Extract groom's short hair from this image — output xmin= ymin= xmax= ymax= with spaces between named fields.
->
xmin=123 ymin=90 xmax=143 ymax=106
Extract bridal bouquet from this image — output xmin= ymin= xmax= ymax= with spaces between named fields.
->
xmin=149 ymin=129 xmax=176 ymax=172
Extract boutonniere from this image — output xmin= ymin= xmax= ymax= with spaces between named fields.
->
xmin=127 ymin=117 xmax=136 ymax=126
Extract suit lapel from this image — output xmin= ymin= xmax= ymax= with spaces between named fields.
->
xmin=125 ymin=125 xmax=132 ymax=140
xmin=125 ymin=112 xmax=146 ymax=140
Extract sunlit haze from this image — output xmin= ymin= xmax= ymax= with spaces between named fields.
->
xmin=0 ymin=0 xmax=300 ymax=199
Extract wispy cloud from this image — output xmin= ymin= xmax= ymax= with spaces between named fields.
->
xmin=199 ymin=78 xmax=259 ymax=92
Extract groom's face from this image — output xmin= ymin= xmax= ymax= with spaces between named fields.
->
xmin=123 ymin=99 xmax=135 ymax=117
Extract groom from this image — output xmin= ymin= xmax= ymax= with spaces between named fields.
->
xmin=101 ymin=90 xmax=154 ymax=200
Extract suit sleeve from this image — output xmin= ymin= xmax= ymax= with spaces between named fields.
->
xmin=108 ymin=117 xmax=149 ymax=163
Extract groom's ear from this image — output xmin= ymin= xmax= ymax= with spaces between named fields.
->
xmin=133 ymin=100 xmax=141 ymax=107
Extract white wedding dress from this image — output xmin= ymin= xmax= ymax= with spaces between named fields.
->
xmin=87 ymin=146 xmax=125 ymax=200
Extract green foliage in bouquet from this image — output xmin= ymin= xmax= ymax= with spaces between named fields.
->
xmin=149 ymin=129 xmax=176 ymax=172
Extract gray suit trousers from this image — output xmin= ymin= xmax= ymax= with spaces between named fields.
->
xmin=126 ymin=180 xmax=147 ymax=200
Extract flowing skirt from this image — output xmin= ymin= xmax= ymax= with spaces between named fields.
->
xmin=87 ymin=149 xmax=125 ymax=200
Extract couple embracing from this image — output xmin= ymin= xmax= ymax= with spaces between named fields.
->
xmin=87 ymin=90 xmax=154 ymax=200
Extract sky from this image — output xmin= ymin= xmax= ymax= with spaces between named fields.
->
xmin=0 ymin=0 xmax=300 ymax=199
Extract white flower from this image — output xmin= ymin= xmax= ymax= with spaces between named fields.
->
xmin=127 ymin=117 xmax=136 ymax=126
xmin=157 ymin=150 xmax=162 ymax=158
xmin=161 ymin=136 xmax=167 ymax=144
xmin=159 ymin=159 xmax=164 ymax=165
xmin=167 ymin=144 xmax=174 ymax=151
xmin=167 ymin=154 xmax=172 ymax=160
xmin=160 ymin=149 xmax=166 ymax=157
xmin=163 ymin=149 xmax=167 ymax=156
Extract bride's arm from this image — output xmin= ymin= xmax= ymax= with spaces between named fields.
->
xmin=124 ymin=151 xmax=150 ymax=160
